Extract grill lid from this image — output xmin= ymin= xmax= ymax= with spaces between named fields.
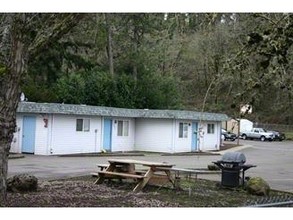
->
xmin=221 ymin=152 xmax=246 ymax=164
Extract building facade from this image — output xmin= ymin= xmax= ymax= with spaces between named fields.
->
xmin=10 ymin=102 xmax=228 ymax=155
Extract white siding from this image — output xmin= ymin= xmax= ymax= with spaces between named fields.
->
xmin=34 ymin=114 xmax=49 ymax=155
xmin=50 ymin=115 xmax=102 ymax=155
xmin=111 ymin=118 xmax=135 ymax=152
xmin=13 ymin=111 xmax=223 ymax=155
xmin=11 ymin=114 xmax=46 ymax=154
xmin=200 ymin=121 xmax=221 ymax=151
xmin=135 ymin=118 xmax=173 ymax=152
xmin=174 ymin=120 xmax=193 ymax=153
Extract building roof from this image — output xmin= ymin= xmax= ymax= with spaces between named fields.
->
xmin=17 ymin=102 xmax=229 ymax=122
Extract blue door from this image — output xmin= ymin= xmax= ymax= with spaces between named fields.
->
xmin=22 ymin=116 xmax=36 ymax=153
xmin=103 ymin=119 xmax=112 ymax=152
xmin=191 ymin=122 xmax=198 ymax=151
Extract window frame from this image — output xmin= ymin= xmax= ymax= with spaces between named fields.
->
xmin=117 ymin=120 xmax=129 ymax=137
xmin=83 ymin=118 xmax=90 ymax=132
xmin=76 ymin=118 xmax=90 ymax=132
xmin=179 ymin=122 xmax=189 ymax=138
xmin=207 ymin=123 xmax=215 ymax=134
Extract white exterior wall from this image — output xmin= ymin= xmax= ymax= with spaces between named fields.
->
xmin=199 ymin=121 xmax=221 ymax=151
xmin=50 ymin=115 xmax=102 ymax=155
xmin=12 ymin=111 xmax=223 ymax=155
xmin=10 ymin=113 xmax=48 ymax=154
xmin=10 ymin=115 xmax=22 ymax=153
xmin=111 ymin=118 xmax=135 ymax=152
xmin=173 ymin=120 xmax=193 ymax=153
xmin=134 ymin=118 xmax=222 ymax=153
xmin=34 ymin=114 xmax=49 ymax=155
xmin=135 ymin=118 xmax=173 ymax=152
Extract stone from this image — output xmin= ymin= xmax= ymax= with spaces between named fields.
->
xmin=207 ymin=164 xmax=220 ymax=171
xmin=246 ymin=177 xmax=270 ymax=196
xmin=7 ymin=174 xmax=38 ymax=192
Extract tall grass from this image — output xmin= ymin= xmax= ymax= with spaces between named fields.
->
xmin=285 ymin=132 xmax=293 ymax=140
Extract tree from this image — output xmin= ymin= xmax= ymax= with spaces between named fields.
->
xmin=0 ymin=13 xmax=84 ymax=206
xmin=8 ymin=13 xmax=291 ymax=125
xmin=105 ymin=14 xmax=115 ymax=76
xmin=55 ymin=73 xmax=86 ymax=104
xmin=226 ymin=13 xmax=293 ymax=123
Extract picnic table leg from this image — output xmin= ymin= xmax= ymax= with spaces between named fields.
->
xmin=164 ymin=170 xmax=176 ymax=188
xmin=94 ymin=174 xmax=105 ymax=184
xmin=94 ymin=163 xmax=115 ymax=184
xmin=133 ymin=168 xmax=154 ymax=192
xmin=174 ymin=171 xmax=180 ymax=189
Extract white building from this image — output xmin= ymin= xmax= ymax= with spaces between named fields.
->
xmin=10 ymin=102 xmax=229 ymax=155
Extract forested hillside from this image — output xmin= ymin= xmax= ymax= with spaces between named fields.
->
xmin=21 ymin=13 xmax=293 ymax=124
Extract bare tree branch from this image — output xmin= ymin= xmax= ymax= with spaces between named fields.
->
xmin=28 ymin=13 xmax=85 ymax=59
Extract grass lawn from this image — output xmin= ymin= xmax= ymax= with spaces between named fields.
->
xmin=285 ymin=132 xmax=293 ymax=140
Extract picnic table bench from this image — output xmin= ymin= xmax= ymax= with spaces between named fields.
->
xmin=159 ymin=167 xmax=220 ymax=178
xmin=93 ymin=158 xmax=175 ymax=192
xmin=92 ymin=159 xmax=221 ymax=191
xmin=97 ymin=164 xmax=108 ymax=170
xmin=158 ymin=167 xmax=220 ymax=187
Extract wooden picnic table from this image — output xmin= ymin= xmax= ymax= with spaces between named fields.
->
xmin=94 ymin=158 xmax=175 ymax=192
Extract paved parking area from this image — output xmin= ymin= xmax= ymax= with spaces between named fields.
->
xmin=236 ymin=140 xmax=293 ymax=193
xmin=8 ymin=140 xmax=293 ymax=193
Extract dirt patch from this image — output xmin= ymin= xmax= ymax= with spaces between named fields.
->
xmin=6 ymin=175 xmax=293 ymax=207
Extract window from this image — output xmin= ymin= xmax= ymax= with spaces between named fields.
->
xmin=83 ymin=119 xmax=90 ymax=131
xmin=179 ymin=122 xmax=188 ymax=138
xmin=207 ymin=124 xmax=215 ymax=134
xmin=117 ymin=120 xmax=129 ymax=136
xmin=76 ymin=119 xmax=90 ymax=132
xmin=76 ymin=119 xmax=83 ymax=131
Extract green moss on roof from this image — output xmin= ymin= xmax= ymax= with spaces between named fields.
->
xmin=17 ymin=102 xmax=229 ymax=121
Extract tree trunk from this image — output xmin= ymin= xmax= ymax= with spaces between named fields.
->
xmin=0 ymin=13 xmax=83 ymax=207
xmin=105 ymin=14 xmax=114 ymax=76
xmin=0 ymin=39 xmax=25 ymax=206
xmin=133 ymin=26 xmax=140 ymax=81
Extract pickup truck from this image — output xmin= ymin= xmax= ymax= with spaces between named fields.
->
xmin=241 ymin=128 xmax=274 ymax=141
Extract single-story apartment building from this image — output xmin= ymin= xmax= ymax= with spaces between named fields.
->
xmin=10 ymin=102 xmax=229 ymax=155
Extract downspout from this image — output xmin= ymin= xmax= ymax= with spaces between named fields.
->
xmin=171 ymin=118 xmax=176 ymax=153
xmin=217 ymin=121 xmax=221 ymax=150
xmin=46 ymin=114 xmax=50 ymax=155
xmin=94 ymin=128 xmax=98 ymax=153
xmin=100 ymin=117 xmax=104 ymax=153
xmin=48 ymin=114 xmax=54 ymax=155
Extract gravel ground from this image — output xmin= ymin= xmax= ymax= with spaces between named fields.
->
xmin=6 ymin=176 xmax=178 ymax=207
xmin=6 ymin=175 xmax=293 ymax=207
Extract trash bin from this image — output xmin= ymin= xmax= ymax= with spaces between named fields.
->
xmin=221 ymin=168 xmax=241 ymax=187
xmin=213 ymin=152 xmax=255 ymax=188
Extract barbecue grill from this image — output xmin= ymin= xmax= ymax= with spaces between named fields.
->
xmin=213 ymin=152 xmax=256 ymax=187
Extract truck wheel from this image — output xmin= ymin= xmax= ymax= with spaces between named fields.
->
xmin=260 ymin=136 xmax=266 ymax=141
xmin=242 ymin=134 xmax=247 ymax=140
